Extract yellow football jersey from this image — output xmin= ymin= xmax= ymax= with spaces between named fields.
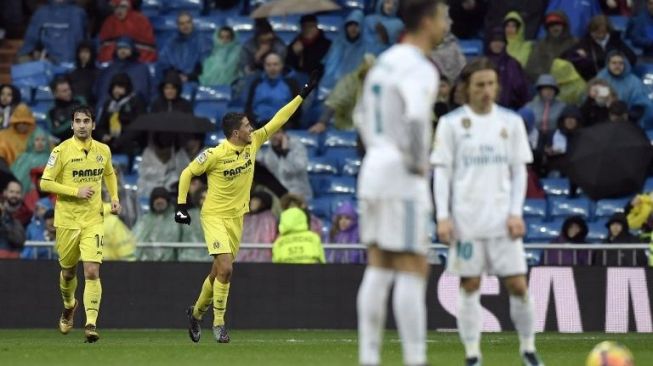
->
xmin=41 ymin=137 xmax=115 ymax=229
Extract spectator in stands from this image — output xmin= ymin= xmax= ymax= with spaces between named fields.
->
xmin=133 ymin=187 xmax=181 ymax=261
xmin=546 ymin=215 xmax=590 ymax=265
xmin=545 ymin=105 xmax=584 ymax=175
xmin=98 ymin=0 xmax=157 ymax=63
xmin=0 ymin=104 xmax=41 ymax=166
xmin=449 ymin=0 xmax=487 ymax=39
xmin=550 ymin=59 xmax=587 ymax=105
xmin=525 ymin=11 xmax=577 ymax=83
xmin=258 ymin=128 xmax=312 ymax=200
xmin=199 ymin=26 xmax=241 ymax=86
xmin=431 ymin=28 xmax=466 ymax=83
xmin=434 ymin=76 xmax=454 ymax=124
xmin=101 ymin=202 xmax=136 ymax=261
xmin=541 ymin=0 xmax=602 ymax=38
xmin=95 ymin=36 xmax=154 ymax=106
xmin=485 ymin=0 xmax=548 ymax=39
xmin=280 ymin=193 xmax=323 ymax=237
xmin=580 ymin=79 xmax=619 ymax=126
xmin=564 ymin=15 xmax=637 ymax=81
xmin=593 ymin=213 xmax=646 ymax=266
xmin=96 ymin=73 xmax=147 ymax=153
xmin=67 ymin=41 xmax=99 ymax=108
xmin=3 ymin=180 xmax=31 ymax=226
xmin=149 ymin=71 xmax=193 ymax=113
xmin=20 ymin=200 xmax=54 ymax=259
xmin=627 ymin=193 xmax=653 ymax=230
xmin=328 ymin=201 xmax=364 ymax=264
xmin=627 ymin=0 xmax=653 ymax=56
xmin=484 ymin=27 xmax=530 ymax=110
xmin=272 ymin=207 xmax=325 ymax=264
xmin=240 ymin=19 xmax=287 ymax=75
xmin=597 ymin=50 xmax=653 ymax=127
xmin=23 ymin=167 xmax=55 ymax=214
xmin=504 ymin=12 xmax=531 ymax=68
xmin=10 ymin=129 xmax=50 ymax=194
xmin=239 ymin=191 xmax=277 ymax=263
xmin=363 ymin=0 xmax=404 ymax=55
xmin=0 ymin=84 xmax=21 ymax=129
xmin=158 ymin=12 xmax=212 ymax=83
xmin=47 ymin=76 xmax=86 ymax=141
xmin=309 ymin=54 xmax=374 ymax=134
xmin=600 ymin=0 xmax=635 ymax=15
xmin=178 ymin=187 xmax=208 ymax=262
xmin=17 ymin=0 xmax=87 ymax=64
xmin=321 ymin=10 xmax=366 ymax=90
xmin=527 ymin=74 xmax=567 ymax=171
xmin=0 ymin=197 xmax=26 ymax=259
xmin=286 ymin=14 xmax=332 ymax=75
xmin=245 ymin=52 xmax=301 ymax=126
xmin=607 ymin=100 xmax=631 ymax=123
xmin=137 ymin=132 xmax=189 ymax=199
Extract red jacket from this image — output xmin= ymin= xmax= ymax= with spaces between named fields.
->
xmin=98 ymin=10 xmax=157 ymax=63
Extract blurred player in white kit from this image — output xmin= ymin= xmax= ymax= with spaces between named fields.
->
xmin=354 ymin=0 xmax=449 ymax=365
xmin=431 ymin=57 xmax=544 ymax=366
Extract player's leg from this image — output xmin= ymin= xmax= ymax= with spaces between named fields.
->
xmin=79 ymin=225 xmax=104 ymax=343
xmin=357 ymin=246 xmax=394 ymax=366
xmin=54 ymin=228 xmax=81 ymax=335
xmin=458 ymin=276 xmax=482 ymax=365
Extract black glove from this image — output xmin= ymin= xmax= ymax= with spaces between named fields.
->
xmin=299 ymin=70 xmax=320 ymax=98
xmin=174 ymin=203 xmax=191 ymax=225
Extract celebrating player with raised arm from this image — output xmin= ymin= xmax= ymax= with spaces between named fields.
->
xmin=40 ymin=105 xmax=121 ymax=343
xmin=354 ymin=0 xmax=449 ymax=365
xmin=431 ymin=58 xmax=544 ymax=366
xmin=175 ymin=72 xmax=319 ymax=344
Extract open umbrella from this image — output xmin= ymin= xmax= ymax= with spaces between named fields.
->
xmin=129 ymin=112 xmax=215 ymax=133
xmin=250 ymin=0 xmax=340 ymax=18
xmin=565 ymin=122 xmax=653 ymax=200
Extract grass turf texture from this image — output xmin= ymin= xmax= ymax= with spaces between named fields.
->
xmin=1 ymin=330 xmax=651 ymax=366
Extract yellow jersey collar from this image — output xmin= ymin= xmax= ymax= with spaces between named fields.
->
xmin=72 ymin=136 xmax=94 ymax=152
xmin=224 ymin=139 xmax=246 ymax=153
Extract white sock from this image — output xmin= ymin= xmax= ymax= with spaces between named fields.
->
xmin=510 ymin=293 xmax=536 ymax=353
xmin=457 ymin=289 xmax=482 ymax=358
xmin=357 ymin=266 xmax=395 ymax=365
xmin=393 ymin=271 xmax=427 ymax=366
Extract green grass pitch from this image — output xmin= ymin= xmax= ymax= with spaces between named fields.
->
xmin=1 ymin=329 xmax=652 ymax=365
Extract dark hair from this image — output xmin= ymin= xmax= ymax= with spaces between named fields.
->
xmin=44 ymin=209 xmax=55 ymax=220
xmin=459 ymin=57 xmax=498 ymax=85
xmin=254 ymin=19 xmax=274 ymax=37
xmin=400 ymin=0 xmax=446 ymax=32
xmin=50 ymin=76 xmax=70 ymax=92
xmin=300 ymin=14 xmax=318 ymax=24
xmin=222 ymin=112 xmax=246 ymax=138
xmin=218 ymin=26 xmax=235 ymax=40
xmin=71 ymin=105 xmax=94 ymax=122
xmin=588 ymin=15 xmax=613 ymax=33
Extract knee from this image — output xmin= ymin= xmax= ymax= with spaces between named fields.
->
xmin=216 ymin=264 xmax=233 ymax=282
xmin=460 ymin=277 xmax=481 ymax=293
xmin=84 ymin=266 xmax=100 ymax=280
xmin=505 ymin=277 xmax=528 ymax=297
xmin=61 ymin=269 xmax=76 ymax=281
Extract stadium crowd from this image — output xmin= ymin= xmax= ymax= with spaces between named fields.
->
xmin=0 ymin=0 xmax=652 ymax=265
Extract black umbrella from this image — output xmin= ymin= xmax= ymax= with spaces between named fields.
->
xmin=129 ymin=111 xmax=215 ymax=133
xmin=565 ymin=122 xmax=653 ymax=200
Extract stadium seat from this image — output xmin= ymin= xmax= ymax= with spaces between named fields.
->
xmin=193 ymin=103 xmax=226 ymax=125
xmin=123 ymin=173 xmax=138 ymax=189
xmin=633 ymin=63 xmax=653 ymax=79
xmin=307 ymin=156 xmax=339 ymax=175
xmin=162 ymin=0 xmax=203 ymax=15
xmin=549 ymin=196 xmax=592 ymax=219
xmin=586 ymin=220 xmax=608 ymax=243
xmin=139 ymin=196 xmax=150 ymax=213
xmin=322 ymin=176 xmax=356 ymax=196
xmin=204 ymin=132 xmax=221 ymax=147
xmin=286 ymin=130 xmax=319 ymax=156
xmin=132 ymin=155 xmax=143 ymax=174
xmin=226 ymin=16 xmax=255 ymax=31
xmin=308 ymin=197 xmax=332 ymax=221
xmin=341 ymin=157 xmax=361 ymax=176
xmin=317 ymin=14 xmax=343 ymax=35
xmin=608 ymin=16 xmax=628 ymax=33
xmin=34 ymin=86 xmax=53 ymax=102
xmin=181 ymin=82 xmax=197 ymax=102
xmin=526 ymin=218 xmax=563 ymax=242
xmin=594 ymin=198 xmax=629 ymax=218
xmin=323 ymin=148 xmax=358 ymax=167
xmin=309 ymin=175 xmax=328 ymax=195
xmin=30 ymin=102 xmax=52 ymax=124
xmin=458 ymin=39 xmax=483 ymax=57
xmin=195 ymin=85 xmax=231 ymax=101
xmin=336 ymin=0 xmax=365 ymax=10
xmin=323 ymin=130 xmax=357 ymax=151
xmin=195 ymin=16 xmax=224 ymax=34
xmin=141 ymin=0 xmax=162 ymax=16
xmin=112 ymin=154 xmax=130 ymax=172
xmin=147 ymin=63 xmax=157 ymax=79
xmin=194 ymin=85 xmax=232 ymax=123
xmin=541 ymin=177 xmax=570 ymax=196
xmin=525 ymin=250 xmax=542 ymax=266
xmin=523 ymin=198 xmax=547 ymax=219
xmin=18 ymin=86 xmax=32 ymax=105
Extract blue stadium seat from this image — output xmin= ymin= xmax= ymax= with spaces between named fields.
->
xmin=525 ymin=250 xmax=542 ymax=266
xmin=147 ymin=63 xmax=157 ymax=79
xmin=308 ymin=197 xmax=332 ymax=221
xmin=30 ymin=102 xmax=52 ymax=124
xmin=317 ymin=15 xmax=343 ymax=34
xmin=309 ymin=176 xmax=328 ymax=196
xmin=195 ymin=16 xmax=224 ymax=34
xmin=323 ymin=130 xmax=357 ymax=150
xmin=226 ymin=16 xmax=255 ymax=32
xmin=336 ymin=0 xmax=364 ymax=10
xmin=586 ymin=219 xmax=608 ymax=243
xmin=286 ymin=130 xmax=320 ymax=156
xmin=162 ymin=0 xmax=203 ymax=15
xmin=322 ymin=176 xmax=356 ymax=196
xmin=139 ymin=196 xmax=150 ymax=213
xmin=123 ymin=173 xmax=138 ymax=188
xmin=34 ymin=86 xmax=53 ymax=102
xmin=195 ymin=85 xmax=231 ymax=101
xmin=458 ymin=39 xmax=483 ymax=57
xmin=307 ymin=156 xmax=339 ymax=175
xmin=634 ymin=63 xmax=653 ymax=78
xmin=594 ymin=198 xmax=629 ymax=218
xmin=193 ymin=103 xmax=227 ymax=125
xmin=644 ymin=177 xmax=653 ymax=193
xmin=194 ymin=85 xmax=232 ymax=123
xmin=181 ymin=82 xmax=197 ymax=102
xmin=323 ymin=148 xmax=358 ymax=169
xmin=341 ymin=156 xmax=361 ymax=176
xmin=549 ymin=196 xmax=592 ymax=219
xmin=141 ymin=0 xmax=162 ymax=16
xmin=609 ymin=16 xmax=628 ymax=33
xmin=523 ymin=199 xmax=547 ymax=219
xmin=151 ymin=15 xmax=177 ymax=32
xmin=541 ymin=177 xmax=570 ymax=196
xmin=204 ymin=132 xmax=221 ymax=147
xmin=526 ymin=218 xmax=563 ymax=243
xmin=132 ymin=155 xmax=143 ymax=174
xmin=18 ymin=86 xmax=32 ymax=105
xmin=112 ymin=154 xmax=130 ymax=172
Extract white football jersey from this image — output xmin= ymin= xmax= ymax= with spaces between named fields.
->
xmin=430 ymin=105 xmax=533 ymax=240
xmin=355 ymin=44 xmax=438 ymax=202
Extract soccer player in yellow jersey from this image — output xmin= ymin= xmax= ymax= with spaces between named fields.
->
xmin=40 ymin=106 xmax=121 ymax=343
xmin=175 ymin=72 xmax=319 ymax=343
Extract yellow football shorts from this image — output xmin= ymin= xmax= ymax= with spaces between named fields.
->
xmin=55 ymin=223 xmax=104 ymax=268
xmin=200 ymin=215 xmax=244 ymax=257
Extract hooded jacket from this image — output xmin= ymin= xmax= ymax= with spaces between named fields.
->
xmin=321 ymin=10 xmax=367 ymax=89
xmin=96 ymin=72 xmax=147 ymax=141
xmin=68 ymin=41 xmax=99 ymax=107
xmin=20 ymin=198 xmax=54 ymax=259
xmin=98 ymin=0 xmax=157 ymax=63
xmin=150 ymin=71 xmax=193 ymax=113
xmin=241 ymin=191 xmax=278 ymax=262
xmin=0 ymin=104 xmax=39 ymax=166
xmin=0 ymin=84 xmax=21 ymax=129
xmin=245 ymin=71 xmax=301 ymax=126
xmin=324 ymin=56 xmax=374 ymax=130
xmin=485 ymin=28 xmax=531 ymax=109
xmin=546 ymin=215 xmax=590 ymax=265
xmin=199 ymin=30 xmax=242 ymax=86
xmin=286 ymin=28 xmax=332 ymax=74
xmin=593 ymin=212 xmax=646 ymax=266
xmin=563 ymin=30 xmax=637 ymax=81
xmin=158 ymin=27 xmax=212 ymax=80
xmin=484 ymin=0 xmax=548 ymax=39
xmin=272 ymin=208 xmax=325 ymax=264
xmin=540 ymin=0 xmax=602 ymax=38
xmin=327 ymin=201 xmax=364 ymax=264
xmin=11 ymin=129 xmax=50 ymax=193
xmin=48 ymin=92 xmax=85 ymax=141
xmin=17 ymin=0 xmax=87 ymax=63
xmin=627 ymin=7 xmax=653 ymax=55
xmin=431 ymin=32 xmax=467 ymax=82
xmin=550 ymin=58 xmax=587 ymax=105
xmin=257 ymin=135 xmax=312 ymax=200
xmin=133 ymin=187 xmax=182 ymax=261
xmin=363 ymin=0 xmax=404 ymax=55
xmin=504 ymin=12 xmax=532 ymax=67
xmin=526 ymin=11 xmax=577 ymax=82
